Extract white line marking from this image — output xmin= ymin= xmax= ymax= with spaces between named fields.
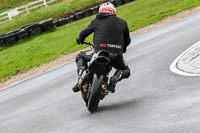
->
xmin=170 ymin=41 xmax=200 ymax=76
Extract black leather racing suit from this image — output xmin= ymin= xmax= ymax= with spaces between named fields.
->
xmin=76 ymin=12 xmax=131 ymax=80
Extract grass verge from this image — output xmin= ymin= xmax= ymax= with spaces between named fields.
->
xmin=0 ymin=0 xmax=37 ymax=13
xmin=0 ymin=0 xmax=200 ymax=82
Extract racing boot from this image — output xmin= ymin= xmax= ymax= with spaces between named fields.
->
xmin=72 ymin=68 xmax=86 ymax=92
xmin=108 ymin=69 xmax=130 ymax=93
xmin=108 ymin=70 xmax=123 ymax=93
xmin=72 ymin=83 xmax=79 ymax=92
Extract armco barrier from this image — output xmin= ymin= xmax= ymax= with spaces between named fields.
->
xmin=108 ymin=0 xmax=116 ymax=5
xmin=74 ymin=11 xmax=84 ymax=21
xmin=83 ymin=9 xmax=93 ymax=17
xmin=22 ymin=23 xmax=42 ymax=36
xmin=15 ymin=29 xmax=30 ymax=41
xmin=3 ymin=33 xmax=18 ymax=45
xmin=123 ymin=0 xmax=133 ymax=3
xmin=0 ymin=0 xmax=134 ymax=48
xmin=0 ymin=37 xmax=6 ymax=47
xmin=58 ymin=18 xmax=68 ymax=26
xmin=39 ymin=18 xmax=55 ymax=32
xmin=90 ymin=6 xmax=99 ymax=14
xmin=67 ymin=15 xmax=75 ymax=22
xmin=53 ymin=20 xmax=60 ymax=27
xmin=114 ymin=0 xmax=124 ymax=7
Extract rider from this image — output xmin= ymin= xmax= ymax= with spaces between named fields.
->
xmin=73 ymin=2 xmax=131 ymax=93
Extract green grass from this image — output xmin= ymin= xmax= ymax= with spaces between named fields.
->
xmin=0 ymin=0 xmax=37 ymax=13
xmin=118 ymin=0 xmax=200 ymax=31
xmin=0 ymin=0 xmax=103 ymax=35
xmin=0 ymin=0 xmax=70 ymax=14
xmin=0 ymin=0 xmax=200 ymax=82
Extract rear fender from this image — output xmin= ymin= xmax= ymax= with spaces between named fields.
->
xmin=89 ymin=50 xmax=110 ymax=75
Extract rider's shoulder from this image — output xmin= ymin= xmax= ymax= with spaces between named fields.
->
xmin=90 ymin=18 xmax=98 ymax=24
xmin=116 ymin=16 xmax=128 ymax=26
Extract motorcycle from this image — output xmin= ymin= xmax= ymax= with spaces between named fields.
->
xmin=78 ymin=42 xmax=112 ymax=113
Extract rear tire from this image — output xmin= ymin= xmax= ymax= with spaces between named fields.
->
xmin=88 ymin=74 xmax=103 ymax=113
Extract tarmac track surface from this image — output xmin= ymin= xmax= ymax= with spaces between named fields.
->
xmin=0 ymin=12 xmax=200 ymax=133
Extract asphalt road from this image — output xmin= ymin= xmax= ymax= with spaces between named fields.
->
xmin=0 ymin=12 xmax=200 ymax=133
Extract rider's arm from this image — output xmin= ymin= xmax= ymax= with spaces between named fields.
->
xmin=78 ymin=19 xmax=96 ymax=42
xmin=123 ymin=24 xmax=131 ymax=53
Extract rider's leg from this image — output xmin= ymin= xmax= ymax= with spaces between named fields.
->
xmin=108 ymin=54 xmax=131 ymax=93
xmin=72 ymin=57 xmax=87 ymax=92
xmin=72 ymin=50 xmax=93 ymax=92
xmin=109 ymin=68 xmax=130 ymax=92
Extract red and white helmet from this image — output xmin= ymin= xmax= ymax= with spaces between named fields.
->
xmin=99 ymin=2 xmax=116 ymax=15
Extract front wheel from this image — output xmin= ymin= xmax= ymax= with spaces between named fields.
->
xmin=88 ymin=74 xmax=103 ymax=113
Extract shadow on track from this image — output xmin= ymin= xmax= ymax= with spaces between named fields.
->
xmin=96 ymin=98 xmax=138 ymax=113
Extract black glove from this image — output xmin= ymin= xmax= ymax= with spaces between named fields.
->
xmin=76 ymin=38 xmax=84 ymax=45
